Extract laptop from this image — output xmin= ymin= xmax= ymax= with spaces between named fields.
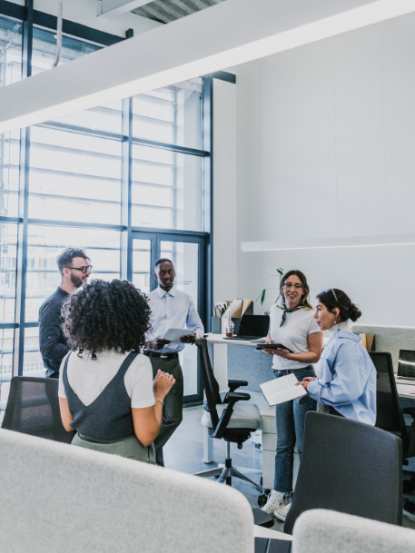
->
xmin=397 ymin=350 xmax=415 ymax=383
xmin=224 ymin=314 xmax=270 ymax=341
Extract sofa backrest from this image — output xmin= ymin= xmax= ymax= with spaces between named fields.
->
xmin=293 ymin=509 xmax=415 ymax=553
xmin=0 ymin=429 xmax=254 ymax=553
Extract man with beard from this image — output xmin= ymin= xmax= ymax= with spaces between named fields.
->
xmin=39 ymin=248 xmax=92 ymax=378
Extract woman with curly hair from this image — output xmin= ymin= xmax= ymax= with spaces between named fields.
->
xmin=58 ymin=279 xmax=175 ymax=463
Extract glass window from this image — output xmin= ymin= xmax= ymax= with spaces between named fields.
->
xmin=29 ymin=126 xmax=121 ymax=224
xmin=23 ymin=327 xmax=44 ymax=378
xmin=132 ymin=239 xmax=151 ymax=294
xmin=133 ymin=79 xmax=202 ymax=150
xmin=25 ymin=225 xmax=120 ymax=322
xmin=131 ymin=145 xmax=202 ymax=231
xmin=0 ymin=328 xmax=14 ymax=420
xmin=0 ymin=16 xmax=22 ymax=219
xmin=0 ymin=223 xmax=17 ymax=324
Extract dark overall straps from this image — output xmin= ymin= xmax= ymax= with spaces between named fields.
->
xmin=63 ymin=351 xmax=140 ymax=442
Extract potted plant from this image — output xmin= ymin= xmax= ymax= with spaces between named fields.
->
xmin=256 ymin=268 xmax=284 ymax=307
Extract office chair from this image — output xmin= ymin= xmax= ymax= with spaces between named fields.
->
xmin=255 ymin=412 xmax=403 ymax=553
xmin=369 ymin=352 xmax=415 ymax=461
xmin=194 ymin=339 xmax=266 ymax=498
xmin=2 ymin=376 xmax=74 ymax=443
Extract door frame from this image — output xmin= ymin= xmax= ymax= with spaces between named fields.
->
xmin=132 ymin=228 xmax=210 ymax=404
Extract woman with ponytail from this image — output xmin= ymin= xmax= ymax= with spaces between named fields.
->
xmin=297 ymin=288 xmax=376 ymax=426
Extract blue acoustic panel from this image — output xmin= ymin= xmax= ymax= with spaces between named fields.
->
xmin=227 ymin=345 xmax=274 ymax=393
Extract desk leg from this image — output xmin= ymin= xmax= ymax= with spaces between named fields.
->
xmin=203 ymin=426 xmax=214 ymax=464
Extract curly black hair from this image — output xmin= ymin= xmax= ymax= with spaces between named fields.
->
xmin=62 ymin=279 xmax=151 ymax=357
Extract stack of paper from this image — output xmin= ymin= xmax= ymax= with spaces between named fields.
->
xmin=260 ymin=373 xmax=306 ymax=406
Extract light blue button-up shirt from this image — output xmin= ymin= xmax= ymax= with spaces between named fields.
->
xmin=307 ymin=329 xmax=377 ymax=425
xmin=146 ymin=286 xmax=204 ymax=353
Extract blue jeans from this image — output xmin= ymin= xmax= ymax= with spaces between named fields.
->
xmin=273 ymin=366 xmax=316 ymax=493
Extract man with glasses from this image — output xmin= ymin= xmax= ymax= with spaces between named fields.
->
xmin=39 ymin=248 xmax=92 ymax=378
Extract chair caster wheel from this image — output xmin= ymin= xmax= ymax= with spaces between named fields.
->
xmin=237 ymin=443 xmax=243 ymax=449
xmin=258 ymin=494 xmax=267 ymax=507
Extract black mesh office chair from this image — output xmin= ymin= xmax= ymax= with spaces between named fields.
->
xmin=256 ymin=412 xmax=403 ymax=553
xmin=2 ymin=376 xmax=74 ymax=443
xmin=369 ymin=352 xmax=415 ymax=460
xmin=194 ymin=339 xmax=266 ymax=497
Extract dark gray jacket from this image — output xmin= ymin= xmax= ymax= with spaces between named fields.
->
xmin=39 ymin=287 xmax=70 ymax=377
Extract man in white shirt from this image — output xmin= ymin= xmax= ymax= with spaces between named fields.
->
xmin=145 ymin=258 xmax=204 ymax=465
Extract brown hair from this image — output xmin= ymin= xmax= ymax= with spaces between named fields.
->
xmin=280 ymin=270 xmax=313 ymax=310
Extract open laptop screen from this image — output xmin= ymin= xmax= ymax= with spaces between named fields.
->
xmin=237 ymin=315 xmax=270 ymax=337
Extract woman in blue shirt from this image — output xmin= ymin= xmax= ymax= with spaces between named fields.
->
xmin=298 ymin=288 xmax=376 ymax=426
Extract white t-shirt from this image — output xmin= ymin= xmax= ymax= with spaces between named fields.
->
xmin=58 ymin=350 xmax=155 ymax=409
xmin=268 ymin=305 xmax=322 ymax=371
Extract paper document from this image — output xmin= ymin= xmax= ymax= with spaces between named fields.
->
xmin=260 ymin=373 xmax=306 ymax=406
xmin=162 ymin=328 xmax=195 ymax=343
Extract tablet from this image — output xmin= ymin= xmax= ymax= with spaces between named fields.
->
xmin=256 ymin=343 xmax=293 ymax=353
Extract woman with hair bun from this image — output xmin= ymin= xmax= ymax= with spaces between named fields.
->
xmin=58 ymin=279 xmax=175 ymax=464
xmin=297 ymin=288 xmax=376 ymax=426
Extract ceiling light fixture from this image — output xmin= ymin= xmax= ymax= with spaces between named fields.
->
xmin=0 ymin=0 xmax=415 ymax=134
xmin=241 ymin=233 xmax=415 ymax=252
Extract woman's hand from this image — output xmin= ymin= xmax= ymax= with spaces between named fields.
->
xmin=263 ymin=347 xmax=293 ymax=359
xmin=296 ymin=377 xmax=316 ymax=391
xmin=153 ymin=369 xmax=176 ymax=400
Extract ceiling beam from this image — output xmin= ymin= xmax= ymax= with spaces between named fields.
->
xmin=1 ymin=0 xmax=415 ymax=134
xmin=100 ymin=0 xmax=154 ymax=17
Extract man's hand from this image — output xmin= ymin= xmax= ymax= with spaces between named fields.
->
xmin=180 ymin=333 xmax=196 ymax=344
xmin=150 ymin=339 xmax=171 ymax=350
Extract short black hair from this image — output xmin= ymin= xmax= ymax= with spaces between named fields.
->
xmin=154 ymin=258 xmax=173 ymax=270
xmin=57 ymin=248 xmax=90 ymax=276
xmin=62 ymin=279 xmax=151 ymax=356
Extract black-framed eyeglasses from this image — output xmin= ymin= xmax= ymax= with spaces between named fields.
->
xmin=65 ymin=265 xmax=93 ymax=274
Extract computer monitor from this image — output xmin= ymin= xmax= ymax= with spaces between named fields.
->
xmin=236 ymin=315 xmax=270 ymax=338
xmin=397 ymin=350 xmax=415 ymax=378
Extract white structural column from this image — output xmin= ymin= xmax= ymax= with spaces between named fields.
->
xmin=1 ymin=0 xmax=415 ymax=133
xmin=100 ymin=0 xmax=153 ymax=16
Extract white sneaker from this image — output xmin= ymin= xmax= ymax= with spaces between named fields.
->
xmin=274 ymin=502 xmax=291 ymax=522
xmin=261 ymin=490 xmax=285 ymax=515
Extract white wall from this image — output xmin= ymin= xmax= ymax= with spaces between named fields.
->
xmin=9 ymin=0 xmax=161 ymax=37
xmin=235 ymin=12 xmax=415 ymax=326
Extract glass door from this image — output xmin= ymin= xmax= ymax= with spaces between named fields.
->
xmin=132 ymin=231 xmax=208 ymax=403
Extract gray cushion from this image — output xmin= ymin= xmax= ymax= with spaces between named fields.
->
xmin=0 ymin=428 xmax=254 ymax=553
xmin=202 ymin=403 xmax=262 ymax=430
xmin=294 ymin=509 xmax=415 ymax=553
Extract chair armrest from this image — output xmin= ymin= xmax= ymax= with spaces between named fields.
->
xmin=223 ymin=381 xmax=249 ymax=402
xmin=211 ymin=393 xmax=250 ymax=439
xmin=227 ymin=392 xmax=250 ymax=401
xmin=228 ymin=379 xmax=248 ymax=391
